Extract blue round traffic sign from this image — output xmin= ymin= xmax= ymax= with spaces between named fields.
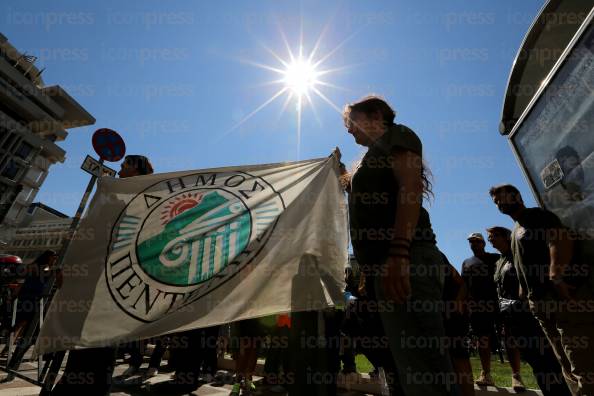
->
xmin=92 ymin=128 xmax=126 ymax=162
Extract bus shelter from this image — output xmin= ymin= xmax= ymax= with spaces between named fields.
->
xmin=500 ymin=0 xmax=594 ymax=236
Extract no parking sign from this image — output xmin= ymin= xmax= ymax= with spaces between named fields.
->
xmin=92 ymin=128 xmax=126 ymax=162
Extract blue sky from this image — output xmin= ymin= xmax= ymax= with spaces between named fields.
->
xmin=1 ymin=0 xmax=544 ymax=269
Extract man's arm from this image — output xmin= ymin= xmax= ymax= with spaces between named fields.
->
xmin=548 ymin=226 xmax=574 ymax=299
xmin=460 ymin=261 xmax=469 ymax=282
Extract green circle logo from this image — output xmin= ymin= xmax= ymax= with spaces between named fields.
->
xmin=137 ymin=190 xmax=251 ymax=286
xmin=105 ymin=171 xmax=284 ymax=322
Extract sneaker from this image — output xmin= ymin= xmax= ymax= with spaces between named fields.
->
xmin=144 ymin=367 xmax=158 ymax=378
xmin=475 ymin=371 xmax=495 ymax=386
xmin=242 ymin=380 xmax=256 ymax=395
xmin=512 ymin=373 xmax=526 ymax=392
xmin=241 ymin=381 xmax=256 ymax=395
xmin=122 ymin=365 xmax=140 ymax=377
xmin=230 ymin=382 xmax=241 ymax=396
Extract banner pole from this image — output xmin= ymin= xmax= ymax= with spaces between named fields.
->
xmin=37 ymin=298 xmax=43 ymax=380
xmin=5 ymin=297 xmax=17 ymax=369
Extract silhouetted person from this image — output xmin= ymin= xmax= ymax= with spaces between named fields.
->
xmin=489 ymin=184 xmax=594 ymax=396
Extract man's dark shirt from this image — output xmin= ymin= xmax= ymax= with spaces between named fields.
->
xmin=349 ymin=124 xmax=436 ymax=272
xmin=494 ymin=252 xmax=521 ymax=301
xmin=511 ymin=207 xmax=564 ymax=300
xmin=461 ymin=252 xmax=499 ymax=304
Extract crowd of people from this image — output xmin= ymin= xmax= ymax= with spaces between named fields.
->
xmin=1 ymin=95 xmax=593 ymax=396
xmin=337 ymin=95 xmax=594 ymax=396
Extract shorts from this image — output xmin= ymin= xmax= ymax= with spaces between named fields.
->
xmin=443 ymin=312 xmax=469 ymax=359
xmin=230 ymin=317 xmax=275 ymax=352
xmin=469 ymin=312 xmax=497 ymax=337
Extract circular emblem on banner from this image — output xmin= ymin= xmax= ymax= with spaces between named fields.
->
xmin=105 ymin=171 xmax=284 ymax=322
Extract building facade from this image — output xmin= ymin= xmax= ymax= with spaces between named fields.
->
xmin=0 ymin=32 xmax=95 ymax=237
xmin=2 ymin=202 xmax=71 ymax=263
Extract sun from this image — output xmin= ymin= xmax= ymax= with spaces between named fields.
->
xmin=283 ymin=57 xmax=319 ymax=97
xmin=160 ymin=192 xmax=204 ymax=225
xmin=226 ymin=20 xmax=355 ymax=158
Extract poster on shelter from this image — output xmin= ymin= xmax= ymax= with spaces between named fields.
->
xmin=513 ymin=24 xmax=594 ymax=236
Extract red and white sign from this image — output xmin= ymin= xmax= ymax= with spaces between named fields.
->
xmin=92 ymin=128 xmax=126 ymax=162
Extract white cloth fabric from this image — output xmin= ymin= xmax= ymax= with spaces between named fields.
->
xmin=36 ymin=157 xmax=347 ymax=354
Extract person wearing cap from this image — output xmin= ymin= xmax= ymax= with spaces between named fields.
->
xmin=486 ymin=226 xmax=570 ymax=396
xmin=460 ymin=232 xmax=500 ymax=387
xmin=489 ymin=184 xmax=594 ymax=396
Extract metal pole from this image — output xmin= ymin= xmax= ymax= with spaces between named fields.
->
xmin=5 ymin=297 xmax=17 ymax=368
xmin=39 ymin=350 xmax=65 ymax=395
xmin=54 ymin=159 xmax=103 ymax=273
xmin=37 ymin=298 xmax=43 ymax=380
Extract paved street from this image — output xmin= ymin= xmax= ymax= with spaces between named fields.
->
xmin=0 ymin=357 xmax=544 ymax=396
xmin=0 ymin=352 xmax=374 ymax=396
xmin=0 ymin=347 xmax=544 ymax=395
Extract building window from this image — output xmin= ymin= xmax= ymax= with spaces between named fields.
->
xmin=14 ymin=142 xmax=33 ymax=160
xmin=1 ymin=158 xmax=22 ymax=180
xmin=1 ymin=133 xmax=17 ymax=151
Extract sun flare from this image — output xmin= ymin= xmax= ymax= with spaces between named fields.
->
xmin=283 ymin=57 xmax=319 ymax=97
xmin=227 ymin=21 xmax=357 ymax=158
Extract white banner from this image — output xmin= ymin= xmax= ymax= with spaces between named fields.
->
xmin=37 ymin=157 xmax=347 ymax=354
